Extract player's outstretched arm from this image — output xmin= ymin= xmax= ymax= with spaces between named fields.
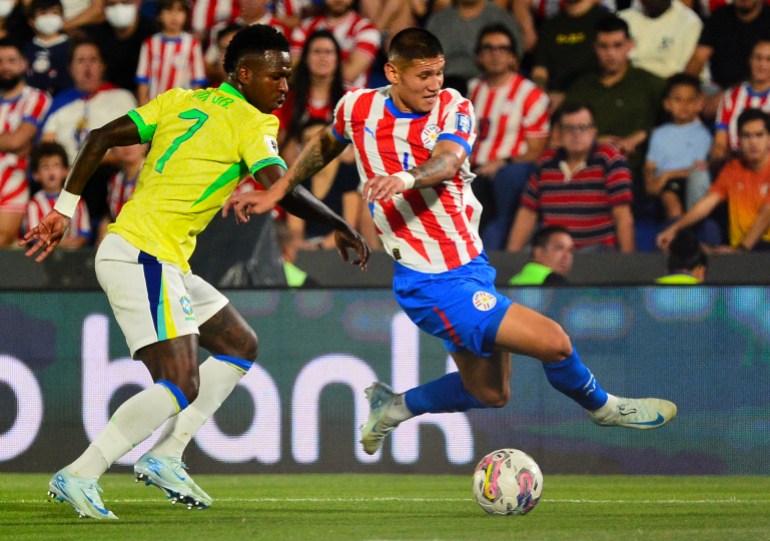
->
xmin=20 ymin=116 xmax=142 ymax=262
xmin=362 ymin=139 xmax=465 ymax=203
xmin=225 ymin=126 xmax=349 ymax=220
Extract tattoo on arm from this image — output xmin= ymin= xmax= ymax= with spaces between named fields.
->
xmin=289 ymin=131 xmax=347 ymax=191
xmin=408 ymin=154 xmax=455 ymax=189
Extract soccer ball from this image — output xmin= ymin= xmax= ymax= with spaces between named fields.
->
xmin=472 ymin=448 xmax=543 ymax=516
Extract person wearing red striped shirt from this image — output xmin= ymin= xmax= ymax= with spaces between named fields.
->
xmin=26 ymin=142 xmax=91 ymax=248
xmin=228 ymin=27 xmax=676 ymax=456
xmin=289 ymin=0 xmax=381 ymax=88
xmin=136 ymin=0 xmax=207 ymax=105
xmin=712 ymin=40 xmax=770 ymax=163
xmin=190 ymin=0 xmax=239 ymax=39
xmin=0 ymin=39 xmax=52 ymax=247
xmin=468 ymin=23 xmax=549 ymax=250
xmin=508 ymin=101 xmax=636 ymax=252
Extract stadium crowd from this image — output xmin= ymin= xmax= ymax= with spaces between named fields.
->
xmin=2 ymin=0 xmax=770 ymax=259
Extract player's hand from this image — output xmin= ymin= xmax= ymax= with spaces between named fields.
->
xmin=363 ymin=174 xmax=410 ymax=203
xmin=656 ymin=226 xmax=677 ymax=251
xmin=19 ymin=210 xmax=70 ymax=262
xmin=334 ymin=227 xmax=370 ymax=271
xmin=223 ymin=189 xmax=282 ymax=223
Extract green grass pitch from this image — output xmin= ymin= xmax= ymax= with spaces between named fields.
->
xmin=1 ymin=474 xmax=770 ymax=541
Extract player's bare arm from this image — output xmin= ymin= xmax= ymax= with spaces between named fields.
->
xmin=363 ymin=139 xmax=465 ymax=203
xmin=21 ymin=115 xmax=141 ymax=262
xmin=228 ymin=160 xmax=370 ymax=270
xmin=225 ymin=126 xmax=348 ymax=218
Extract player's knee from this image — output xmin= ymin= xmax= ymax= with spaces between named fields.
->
xmin=476 ymin=386 xmax=510 ymax=408
xmin=544 ymin=322 xmax=572 ymax=362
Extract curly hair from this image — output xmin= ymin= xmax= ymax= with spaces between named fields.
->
xmin=223 ymin=24 xmax=289 ymax=75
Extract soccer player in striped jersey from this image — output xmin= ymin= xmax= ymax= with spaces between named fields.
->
xmin=136 ymin=0 xmax=207 ymax=105
xmin=0 ymin=39 xmax=51 ymax=247
xmin=22 ymin=24 xmax=368 ymax=520
xmin=227 ymin=27 xmax=678 ymax=458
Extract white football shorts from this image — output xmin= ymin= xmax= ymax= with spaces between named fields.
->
xmin=95 ymin=233 xmax=229 ymax=357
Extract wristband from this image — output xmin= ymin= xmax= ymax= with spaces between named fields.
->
xmin=53 ymin=190 xmax=80 ymax=218
xmin=393 ymin=170 xmax=416 ymax=190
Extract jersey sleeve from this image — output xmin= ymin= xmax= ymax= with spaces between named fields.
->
xmin=521 ymin=86 xmax=550 ymax=137
xmin=22 ymin=90 xmax=51 ymax=128
xmin=136 ymin=38 xmax=151 ymax=85
xmin=127 ymin=90 xmax=168 ymax=143
xmin=190 ymin=38 xmax=207 ymax=87
xmin=331 ymin=91 xmax=353 ymax=143
xmin=241 ymin=113 xmax=287 ymax=176
xmin=436 ymin=92 xmax=476 ymax=156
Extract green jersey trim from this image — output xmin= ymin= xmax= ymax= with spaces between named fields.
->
xmin=190 ymin=161 xmax=250 ymax=208
xmin=249 ymin=157 xmax=287 ymax=175
xmin=127 ymin=110 xmax=157 ymax=143
xmin=219 ymin=82 xmax=246 ymax=101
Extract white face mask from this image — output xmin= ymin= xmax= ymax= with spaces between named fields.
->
xmin=0 ymin=0 xmax=15 ymax=18
xmin=34 ymin=13 xmax=63 ymax=36
xmin=104 ymin=3 xmax=137 ymax=29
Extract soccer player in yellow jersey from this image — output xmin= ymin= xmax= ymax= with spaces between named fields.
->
xmin=21 ymin=25 xmax=369 ymax=520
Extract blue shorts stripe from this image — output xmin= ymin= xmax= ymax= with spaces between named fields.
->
xmin=213 ymin=354 xmax=253 ymax=371
xmin=157 ymin=379 xmax=189 ymax=411
xmin=138 ymin=251 xmax=161 ymax=336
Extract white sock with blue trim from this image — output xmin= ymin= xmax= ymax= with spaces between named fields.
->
xmin=67 ymin=383 xmax=180 ymax=479
xmin=150 ymin=356 xmax=248 ymax=458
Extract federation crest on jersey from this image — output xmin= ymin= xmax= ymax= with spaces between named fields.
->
xmin=179 ymin=296 xmax=194 ymax=316
xmin=472 ymin=291 xmax=497 ymax=311
xmin=421 ymin=124 xmax=441 ymax=150
xmin=264 ymin=134 xmax=279 ymax=155
xmin=456 ymin=113 xmax=472 ymax=134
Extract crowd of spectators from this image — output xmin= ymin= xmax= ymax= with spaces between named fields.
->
xmin=2 ymin=0 xmax=770 ymax=264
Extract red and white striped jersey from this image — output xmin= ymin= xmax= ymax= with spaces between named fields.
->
xmin=107 ymin=169 xmax=139 ymax=220
xmin=273 ymin=0 xmax=310 ymax=20
xmin=26 ymin=190 xmax=91 ymax=240
xmin=191 ymin=0 xmax=240 ymax=36
xmin=332 ymin=86 xmax=482 ymax=274
xmin=716 ymin=82 xmax=770 ymax=151
xmin=290 ymin=11 xmax=381 ymax=88
xmin=467 ymin=73 xmax=550 ymax=166
xmin=205 ymin=14 xmax=289 ymax=67
xmin=0 ymin=157 xmax=29 ymax=213
xmin=136 ymin=33 xmax=207 ymax=99
xmin=0 ymin=85 xmax=51 ymax=172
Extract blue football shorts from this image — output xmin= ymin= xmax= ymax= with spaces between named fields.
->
xmin=392 ymin=253 xmax=512 ymax=357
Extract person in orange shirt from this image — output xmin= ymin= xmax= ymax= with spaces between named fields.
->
xmin=657 ymin=108 xmax=770 ymax=252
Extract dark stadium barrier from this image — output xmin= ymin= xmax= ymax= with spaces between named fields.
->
xmin=1 ymin=287 xmax=769 ymax=475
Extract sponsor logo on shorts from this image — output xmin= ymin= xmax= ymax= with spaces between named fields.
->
xmin=179 ymin=296 xmax=194 ymax=317
xmin=472 ymin=291 xmax=497 ymax=311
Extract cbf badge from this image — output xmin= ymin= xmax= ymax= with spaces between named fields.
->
xmin=264 ymin=134 xmax=279 ymax=155
xmin=472 ymin=291 xmax=497 ymax=311
xmin=179 ymin=296 xmax=194 ymax=317
xmin=421 ymin=124 xmax=441 ymax=150
xmin=456 ymin=113 xmax=472 ymax=134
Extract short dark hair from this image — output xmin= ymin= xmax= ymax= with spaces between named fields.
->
xmin=388 ymin=27 xmax=443 ymax=64
xmin=737 ymin=108 xmax=770 ymax=133
xmin=157 ymin=0 xmax=190 ymax=15
xmin=31 ymin=141 xmax=69 ymax=172
xmin=531 ymin=226 xmax=571 ymax=257
xmin=475 ymin=23 xmax=518 ymax=56
xmin=223 ymin=24 xmax=290 ymax=74
xmin=555 ymin=101 xmax=595 ymax=124
xmin=0 ymin=38 xmax=23 ymax=56
xmin=68 ymin=38 xmax=103 ymax=65
xmin=217 ymin=22 xmax=245 ymax=44
xmin=595 ymin=15 xmax=630 ymax=39
xmin=28 ymin=0 xmax=63 ymax=16
xmin=663 ymin=72 xmax=702 ymax=98
xmin=667 ymin=228 xmax=707 ymax=273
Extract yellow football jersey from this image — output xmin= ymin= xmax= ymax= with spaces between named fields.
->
xmin=109 ymin=83 xmax=286 ymax=272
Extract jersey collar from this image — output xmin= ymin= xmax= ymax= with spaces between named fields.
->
xmin=219 ymin=82 xmax=246 ymax=102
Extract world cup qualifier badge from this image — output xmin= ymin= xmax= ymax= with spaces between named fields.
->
xmin=456 ymin=113 xmax=472 ymax=134
xmin=472 ymin=291 xmax=497 ymax=311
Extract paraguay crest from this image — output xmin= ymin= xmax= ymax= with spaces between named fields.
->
xmin=421 ymin=124 xmax=441 ymax=150
xmin=472 ymin=291 xmax=497 ymax=311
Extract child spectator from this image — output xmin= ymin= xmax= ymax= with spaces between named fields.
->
xmin=24 ymin=0 xmax=72 ymax=96
xmin=96 ymin=142 xmax=145 ymax=245
xmin=136 ymin=0 xmax=206 ymax=105
xmin=25 ymin=141 xmax=90 ymax=248
xmin=644 ymin=73 xmax=712 ymax=221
